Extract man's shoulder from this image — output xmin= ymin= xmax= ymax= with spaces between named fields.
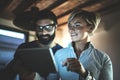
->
xmin=52 ymin=44 xmax=63 ymax=54
xmin=18 ymin=40 xmax=39 ymax=48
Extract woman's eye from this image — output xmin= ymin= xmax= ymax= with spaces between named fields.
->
xmin=74 ymin=23 xmax=81 ymax=26
xmin=74 ymin=24 xmax=81 ymax=28
xmin=75 ymin=25 xmax=80 ymax=27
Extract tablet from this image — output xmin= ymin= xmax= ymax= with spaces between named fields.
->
xmin=17 ymin=48 xmax=58 ymax=74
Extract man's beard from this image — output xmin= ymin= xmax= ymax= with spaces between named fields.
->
xmin=36 ymin=32 xmax=55 ymax=45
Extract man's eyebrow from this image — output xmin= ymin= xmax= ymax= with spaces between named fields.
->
xmin=36 ymin=24 xmax=53 ymax=26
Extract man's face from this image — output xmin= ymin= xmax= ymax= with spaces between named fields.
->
xmin=35 ymin=19 xmax=56 ymax=45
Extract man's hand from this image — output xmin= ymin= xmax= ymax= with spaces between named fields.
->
xmin=12 ymin=58 xmax=36 ymax=80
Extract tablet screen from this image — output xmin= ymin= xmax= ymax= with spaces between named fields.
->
xmin=17 ymin=48 xmax=58 ymax=74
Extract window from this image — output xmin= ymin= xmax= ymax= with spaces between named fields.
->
xmin=0 ymin=25 xmax=28 ymax=71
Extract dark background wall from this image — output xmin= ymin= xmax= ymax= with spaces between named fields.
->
xmin=91 ymin=10 xmax=120 ymax=80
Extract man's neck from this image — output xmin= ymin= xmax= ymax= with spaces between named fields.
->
xmin=37 ymin=40 xmax=56 ymax=48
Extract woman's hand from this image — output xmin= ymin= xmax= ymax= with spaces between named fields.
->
xmin=62 ymin=58 xmax=87 ymax=77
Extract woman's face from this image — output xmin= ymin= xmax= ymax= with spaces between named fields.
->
xmin=68 ymin=16 xmax=90 ymax=42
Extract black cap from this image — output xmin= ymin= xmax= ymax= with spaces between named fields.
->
xmin=13 ymin=7 xmax=57 ymax=31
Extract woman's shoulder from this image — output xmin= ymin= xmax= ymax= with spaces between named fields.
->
xmin=89 ymin=43 xmax=110 ymax=59
xmin=93 ymin=48 xmax=111 ymax=62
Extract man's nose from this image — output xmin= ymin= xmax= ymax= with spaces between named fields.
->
xmin=42 ymin=29 xmax=48 ymax=35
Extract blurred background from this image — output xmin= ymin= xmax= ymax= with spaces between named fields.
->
xmin=0 ymin=0 xmax=120 ymax=80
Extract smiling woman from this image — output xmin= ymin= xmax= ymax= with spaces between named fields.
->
xmin=52 ymin=10 xmax=113 ymax=80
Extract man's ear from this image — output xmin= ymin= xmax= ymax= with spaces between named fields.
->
xmin=54 ymin=24 xmax=57 ymax=28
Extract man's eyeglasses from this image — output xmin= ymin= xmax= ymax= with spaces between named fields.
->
xmin=36 ymin=24 xmax=55 ymax=32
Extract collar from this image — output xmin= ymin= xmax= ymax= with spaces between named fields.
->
xmin=68 ymin=42 xmax=94 ymax=50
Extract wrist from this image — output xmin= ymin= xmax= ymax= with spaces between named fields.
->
xmin=20 ymin=72 xmax=36 ymax=80
xmin=80 ymin=69 xmax=88 ymax=78
xmin=85 ymin=70 xmax=92 ymax=80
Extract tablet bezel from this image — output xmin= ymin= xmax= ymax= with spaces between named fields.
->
xmin=17 ymin=48 xmax=58 ymax=73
